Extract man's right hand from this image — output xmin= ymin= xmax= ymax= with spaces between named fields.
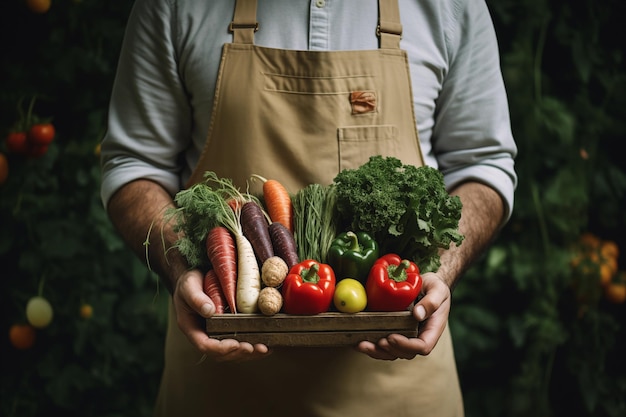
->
xmin=173 ymin=269 xmax=272 ymax=362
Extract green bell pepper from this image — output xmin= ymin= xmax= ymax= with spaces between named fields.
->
xmin=327 ymin=231 xmax=379 ymax=284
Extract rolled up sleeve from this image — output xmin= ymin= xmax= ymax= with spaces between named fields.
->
xmin=100 ymin=0 xmax=191 ymax=208
xmin=434 ymin=0 xmax=518 ymax=223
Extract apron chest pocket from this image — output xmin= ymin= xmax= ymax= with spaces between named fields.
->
xmin=337 ymin=125 xmax=400 ymax=171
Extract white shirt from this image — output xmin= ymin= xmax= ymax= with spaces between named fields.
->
xmin=101 ymin=0 xmax=517 ymax=219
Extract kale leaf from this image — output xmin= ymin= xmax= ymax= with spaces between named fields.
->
xmin=333 ymin=155 xmax=464 ymax=272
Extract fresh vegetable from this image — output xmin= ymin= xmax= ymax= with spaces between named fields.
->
xmin=257 ymin=287 xmax=284 ymax=316
xmin=365 ymin=254 xmax=423 ymax=312
xmin=292 ymin=183 xmax=338 ymax=263
xmin=170 ymin=172 xmax=262 ymax=313
xmin=333 ymin=278 xmax=367 ymax=313
xmin=4 ymin=125 xmax=54 ymax=158
xmin=240 ymin=200 xmax=275 ymax=265
xmin=252 ymin=174 xmax=294 ymax=233
xmin=26 ymin=296 xmax=54 ymax=328
xmin=281 ymin=259 xmax=336 ymax=315
xmin=169 ymin=173 xmax=241 ymax=268
xmin=28 ymin=123 xmax=55 ymax=146
xmin=327 ymin=231 xmax=379 ymax=284
xmin=203 ymin=269 xmax=228 ymax=314
xmin=234 ymin=233 xmax=262 ymax=313
xmin=9 ymin=324 xmax=36 ymax=350
xmin=333 ymin=156 xmax=464 ymax=273
xmin=268 ymin=222 xmax=299 ymax=269
xmin=261 ymin=256 xmax=289 ymax=287
xmin=205 ymin=226 xmax=238 ymax=313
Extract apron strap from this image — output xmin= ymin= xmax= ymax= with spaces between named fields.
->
xmin=378 ymin=0 xmax=402 ymax=49
xmin=230 ymin=0 xmax=402 ymax=49
xmin=230 ymin=0 xmax=258 ymax=44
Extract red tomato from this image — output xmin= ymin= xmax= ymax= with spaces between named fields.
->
xmin=28 ymin=123 xmax=55 ymax=146
xmin=5 ymin=132 xmax=29 ymax=154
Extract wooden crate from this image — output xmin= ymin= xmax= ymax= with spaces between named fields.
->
xmin=206 ymin=311 xmax=418 ymax=347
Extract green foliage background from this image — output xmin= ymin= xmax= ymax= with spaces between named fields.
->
xmin=0 ymin=0 xmax=624 ymax=416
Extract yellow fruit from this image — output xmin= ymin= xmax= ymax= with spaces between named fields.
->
xmin=333 ymin=278 xmax=367 ymax=313
xmin=79 ymin=304 xmax=93 ymax=319
xmin=26 ymin=296 xmax=54 ymax=328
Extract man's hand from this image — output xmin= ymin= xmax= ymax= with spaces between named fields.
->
xmin=355 ymin=272 xmax=450 ymax=360
xmin=107 ymin=180 xmax=271 ymax=361
xmin=355 ymin=181 xmax=505 ymax=360
xmin=173 ymin=269 xmax=271 ymax=362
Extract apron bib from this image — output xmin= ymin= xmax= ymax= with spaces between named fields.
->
xmin=185 ymin=0 xmax=424 ymax=192
xmin=158 ymin=1 xmax=463 ymax=416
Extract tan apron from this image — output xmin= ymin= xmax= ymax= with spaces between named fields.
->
xmin=157 ymin=1 xmax=463 ymax=416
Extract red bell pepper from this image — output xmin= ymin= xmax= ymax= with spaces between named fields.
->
xmin=365 ymin=254 xmax=422 ymax=311
xmin=281 ymin=259 xmax=336 ymax=315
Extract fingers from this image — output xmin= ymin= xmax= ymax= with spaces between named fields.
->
xmin=356 ymin=341 xmax=399 ymax=360
xmin=173 ymin=269 xmax=271 ymax=362
xmin=175 ymin=269 xmax=216 ymax=318
xmin=356 ymin=272 xmax=452 ymax=360
xmin=413 ymin=272 xmax=450 ymax=320
xmin=356 ymin=336 xmax=422 ymax=360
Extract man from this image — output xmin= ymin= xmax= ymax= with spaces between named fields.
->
xmin=101 ymin=0 xmax=517 ymax=415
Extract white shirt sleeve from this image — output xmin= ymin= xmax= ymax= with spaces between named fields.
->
xmin=100 ymin=0 xmax=191 ymax=207
xmin=430 ymin=0 xmax=518 ymax=220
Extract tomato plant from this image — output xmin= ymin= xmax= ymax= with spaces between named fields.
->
xmin=0 ymin=1 xmax=168 ymax=416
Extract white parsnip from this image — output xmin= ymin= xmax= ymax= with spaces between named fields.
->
xmin=235 ymin=234 xmax=261 ymax=313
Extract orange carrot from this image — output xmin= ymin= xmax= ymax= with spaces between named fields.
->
xmin=251 ymin=174 xmax=293 ymax=233
xmin=205 ymin=226 xmax=238 ymax=313
xmin=203 ymin=269 xmax=227 ymax=314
